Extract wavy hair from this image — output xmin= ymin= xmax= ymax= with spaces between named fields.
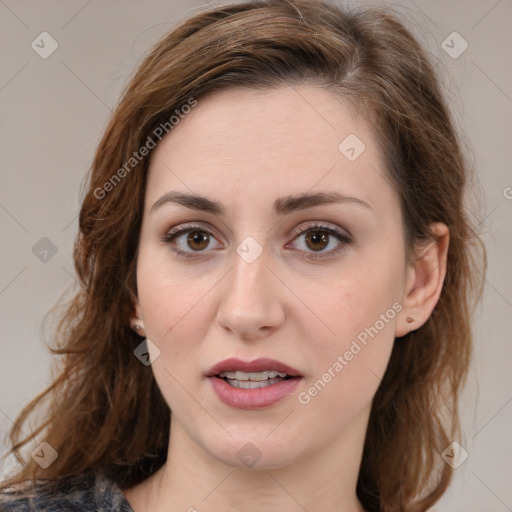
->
xmin=1 ymin=1 xmax=486 ymax=510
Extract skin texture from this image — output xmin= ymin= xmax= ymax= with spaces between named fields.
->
xmin=125 ymin=85 xmax=449 ymax=512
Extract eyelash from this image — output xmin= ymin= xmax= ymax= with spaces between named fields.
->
xmin=160 ymin=223 xmax=352 ymax=260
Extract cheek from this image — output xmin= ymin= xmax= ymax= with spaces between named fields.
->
xmin=297 ymin=300 xmax=397 ymax=431
xmin=136 ymin=245 xmax=219 ymax=343
xmin=301 ymin=246 xmax=403 ymax=352
xmin=135 ymin=252 xmax=223 ymax=406
xmin=295 ymin=245 xmax=403 ymax=412
xmin=136 ymin=280 xmax=204 ymax=415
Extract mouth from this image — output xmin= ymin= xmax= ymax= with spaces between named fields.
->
xmin=206 ymin=357 xmax=303 ymax=409
xmin=206 ymin=357 xmax=302 ymax=381
xmin=218 ymin=370 xmax=293 ymax=389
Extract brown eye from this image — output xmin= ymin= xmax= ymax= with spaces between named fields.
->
xmin=289 ymin=223 xmax=352 ymax=260
xmin=187 ymin=231 xmax=210 ymax=251
xmin=162 ymin=224 xmax=222 ymax=259
xmin=304 ymin=231 xmax=330 ymax=252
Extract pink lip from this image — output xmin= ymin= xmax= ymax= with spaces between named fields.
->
xmin=206 ymin=357 xmax=303 ymax=410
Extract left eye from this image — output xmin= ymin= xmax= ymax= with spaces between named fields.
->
xmin=287 ymin=224 xmax=352 ymax=259
xmin=162 ymin=223 xmax=351 ymax=259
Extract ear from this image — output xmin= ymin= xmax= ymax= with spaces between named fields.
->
xmin=395 ymin=222 xmax=449 ymax=337
xmin=129 ymin=293 xmax=146 ymax=337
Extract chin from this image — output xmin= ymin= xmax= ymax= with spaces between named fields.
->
xmin=204 ymin=432 xmax=305 ymax=471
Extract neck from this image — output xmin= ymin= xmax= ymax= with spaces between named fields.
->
xmin=124 ymin=407 xmax=370 ymax=512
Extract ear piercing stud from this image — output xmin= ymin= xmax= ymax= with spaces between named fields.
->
xmin=132 ymin=315 xmax=143 ymax=332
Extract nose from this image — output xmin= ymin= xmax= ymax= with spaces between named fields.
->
xmin=215 ymin=243 xmax=285 ymax=341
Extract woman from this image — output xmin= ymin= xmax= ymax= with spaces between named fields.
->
xmin=0 ymin=1 xmax=485 ymax=511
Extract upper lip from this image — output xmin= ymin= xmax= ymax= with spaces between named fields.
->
xmin=206 ymin=357 xmax=302 ymax=377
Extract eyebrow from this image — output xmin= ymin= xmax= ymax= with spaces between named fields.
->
xmin=150 ymin=190 xmax=373 ymax=216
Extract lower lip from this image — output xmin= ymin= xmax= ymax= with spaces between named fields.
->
xmin=209 ymin=376 xmax=302 ymax=410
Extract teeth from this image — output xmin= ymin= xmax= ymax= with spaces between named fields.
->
xmin=225 ymin=377 xmax=286 ymax=389
xmin=218 ymin=370 xmax=288 ymax=381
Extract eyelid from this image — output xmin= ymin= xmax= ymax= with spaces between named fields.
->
xmin=164 ymin=222 xmax=218 ymax=239
xmin=291 ymin=221 xmax=352 ymax=239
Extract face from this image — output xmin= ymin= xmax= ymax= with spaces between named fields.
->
xmin=134 ymin=85 xmax=408 ymax=469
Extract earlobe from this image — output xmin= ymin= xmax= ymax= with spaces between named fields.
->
xmin=130 ymin=295 xmax=146 ymax=337
xmin=395 ymin=223 xmax=450 ymax=338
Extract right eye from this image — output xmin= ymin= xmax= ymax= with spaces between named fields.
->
xmin=161 ymin=224 xmax=223 ymax=259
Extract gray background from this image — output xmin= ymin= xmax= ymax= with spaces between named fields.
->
xmin=0 ymin=0 xmax=511 ymax=509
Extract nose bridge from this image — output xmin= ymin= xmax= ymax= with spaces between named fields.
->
xmin=216 ymin=238 xmax=284 ymax=338
xmin=231 ymin=243 xmax=268 ymax=296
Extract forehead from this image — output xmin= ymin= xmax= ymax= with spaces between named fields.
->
xmin=145 ymin=85 xmax=395 ymax=217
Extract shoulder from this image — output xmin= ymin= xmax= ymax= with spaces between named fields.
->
xmin=0 ymin=470 xmax=134 ymax=512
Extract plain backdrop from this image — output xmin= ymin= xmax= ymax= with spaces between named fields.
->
xmin=0 ymin=0 xmax=511 ymax=510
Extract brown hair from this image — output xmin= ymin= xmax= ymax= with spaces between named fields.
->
xmin=1 ymin=1 xmax=486 ymax=510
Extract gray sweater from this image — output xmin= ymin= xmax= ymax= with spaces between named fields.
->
xmin=0 ymin=471 xmax=134 ymax=512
